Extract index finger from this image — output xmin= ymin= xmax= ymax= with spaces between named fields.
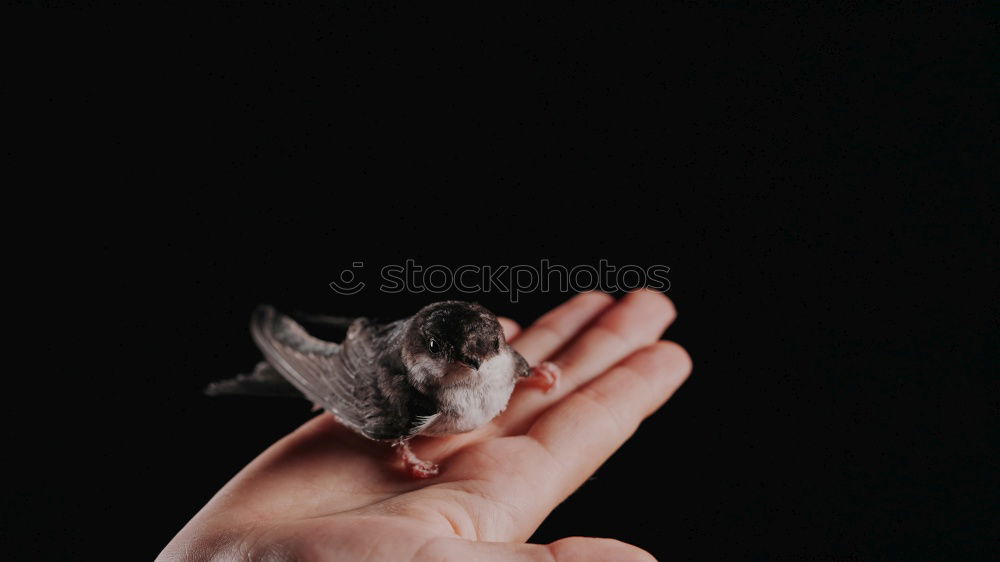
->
xmin=528 ymin=341 xmax=692 ymax=502
xmin=497 ymin=317 xmax=521 ymax=342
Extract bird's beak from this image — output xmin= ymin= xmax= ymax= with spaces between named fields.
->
xmin=458 ymin=357 xmax=481 ymax=370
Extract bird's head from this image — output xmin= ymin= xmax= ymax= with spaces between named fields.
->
xmin=401 ymin=301 xmax=509 ymax=393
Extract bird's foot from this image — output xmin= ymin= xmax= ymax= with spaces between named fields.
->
xmin=395 ymin=441 xmax=439 ymax=479
xmin=521 ymin=361 xmax=561 ymax=393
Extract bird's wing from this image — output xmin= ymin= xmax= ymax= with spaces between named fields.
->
xmin=250 ymin=305 xmax=389 ymax=439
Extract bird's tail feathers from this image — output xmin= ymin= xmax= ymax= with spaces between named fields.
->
xmin=204 ymin=361 xmax=301 ymax=397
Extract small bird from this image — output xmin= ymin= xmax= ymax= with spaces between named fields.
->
xmin=207 ymin=301 xmax=560 ymax=477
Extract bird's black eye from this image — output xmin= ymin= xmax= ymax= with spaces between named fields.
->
xmin=428 ymin=337 xmax=442 ymax=354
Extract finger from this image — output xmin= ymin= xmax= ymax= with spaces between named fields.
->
xmin=499 ymin=289 xmax=676 ymax=434
xmin=509 ymin=291 xmax=615 ymax=364
xmin=529 ymin=341 xmax=692 ymax=497
xmin=417 ymin=536 xmax=655 ymax=562
xmin=497 ymin=317 xmax=521 ymax=342
xmin=546 ymin=537 xmax=655 ymax=562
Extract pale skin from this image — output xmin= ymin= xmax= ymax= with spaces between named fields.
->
xmin=159 ymin=290 xmax=692 ymax=561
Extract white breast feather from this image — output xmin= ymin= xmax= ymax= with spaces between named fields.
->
xmin=424 ymin=349 xmax=518 ymax=435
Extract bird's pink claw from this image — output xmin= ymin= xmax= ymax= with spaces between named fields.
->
xmin=521 ymin=361 xmax=561 ymax=393
xmin=396 ymin=441 xmax=439 ymax=479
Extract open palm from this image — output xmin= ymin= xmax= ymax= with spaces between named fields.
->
xmin=159 ymin=290 xmax=691 ymax=561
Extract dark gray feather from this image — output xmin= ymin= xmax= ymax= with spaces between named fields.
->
xmin=249 ymin=305 xmax=420 ymax=440
xmin=204 ymin=361 xmax=299 ymax=397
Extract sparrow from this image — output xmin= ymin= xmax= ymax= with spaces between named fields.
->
xmin=206 ymin=301 xmax=560 ymax=478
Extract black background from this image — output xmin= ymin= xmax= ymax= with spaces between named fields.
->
xmin=9 ymin=5 xmax=996 ymax=561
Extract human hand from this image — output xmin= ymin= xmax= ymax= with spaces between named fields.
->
xmin=158 ymin=290 xmax=691 ymax=561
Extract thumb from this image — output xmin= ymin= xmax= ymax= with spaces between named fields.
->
xmin=416 ymin=536 xmax=656 ymax=561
